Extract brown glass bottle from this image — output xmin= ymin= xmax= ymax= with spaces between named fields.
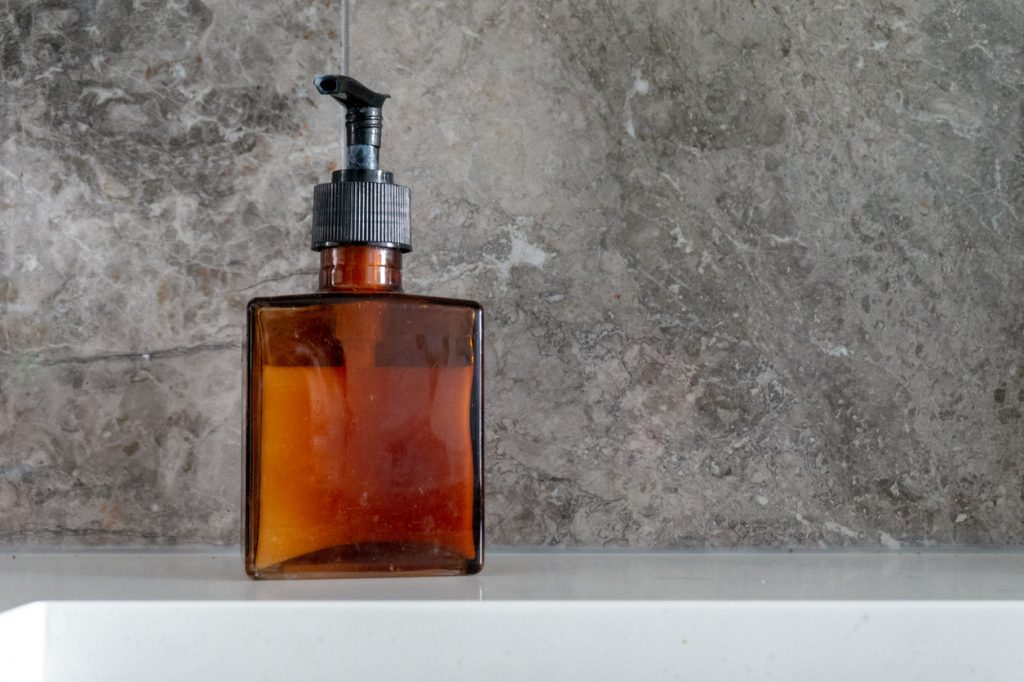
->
xmin=245 ymin=245 xmax=483 ymax=578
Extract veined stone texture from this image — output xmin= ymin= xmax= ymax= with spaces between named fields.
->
xmin=1 ymin=0 xmax=1023 ymax=548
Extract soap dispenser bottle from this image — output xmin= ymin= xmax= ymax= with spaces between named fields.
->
xmin=244 ymin=76 xmax=483 ymax=579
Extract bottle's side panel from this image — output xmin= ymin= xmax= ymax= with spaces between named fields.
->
xmin=245 ymin=297 xmax=483 ymax=578
xmin=469 ymin=304 xmax=484 ymax=574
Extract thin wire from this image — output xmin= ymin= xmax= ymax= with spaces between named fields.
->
xmin=340 ymin=0 xmax=349 ymax=75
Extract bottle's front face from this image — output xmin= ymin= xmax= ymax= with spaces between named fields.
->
xmin=245 ymin=294 xmax=483 ymax=578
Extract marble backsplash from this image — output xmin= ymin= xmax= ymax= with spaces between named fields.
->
xmin=2 ymin=0 xmax=1023 ymax=548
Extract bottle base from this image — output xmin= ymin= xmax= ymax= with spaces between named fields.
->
xmin=246 ymin=541 xmax=483 ymax=580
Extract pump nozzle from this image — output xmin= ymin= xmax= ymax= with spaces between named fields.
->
xmin=314 ymin=75 xmax=390 ymax=170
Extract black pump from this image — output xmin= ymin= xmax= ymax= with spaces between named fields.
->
xmin=310 ymin=75 xmax=411 ymax=252
xmin=314 ymin=75 xmax=389 ymax=172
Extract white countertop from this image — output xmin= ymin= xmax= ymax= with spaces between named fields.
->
xmin=4 ymin=550 xmax=1024 ymax=681
xmin=2 ymin=548 xmax=1024 ymax=609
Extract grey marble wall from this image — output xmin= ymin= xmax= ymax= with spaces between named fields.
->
xmin=2 ymin=0 xmax=1023 ymax=548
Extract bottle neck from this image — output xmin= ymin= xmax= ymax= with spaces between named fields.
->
xmin=318 ymin=245 xmax=403 ymax=293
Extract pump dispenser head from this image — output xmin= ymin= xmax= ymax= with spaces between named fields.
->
xmin=311 ymin=75 xmax=412 ymax=252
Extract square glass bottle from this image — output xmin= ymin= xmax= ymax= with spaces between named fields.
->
xmin=243 ymin=75 xmax=483 ymax=578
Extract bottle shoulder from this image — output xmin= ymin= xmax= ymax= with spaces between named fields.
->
xmin=247 ymin=290 xmax=483 ymax=367
xmin=247 ymin=291 xmax=483 ymax=313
